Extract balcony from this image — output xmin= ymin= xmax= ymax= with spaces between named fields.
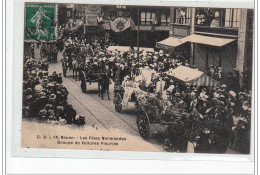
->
xmin=194 ymin=25 xmax=238 ymax=38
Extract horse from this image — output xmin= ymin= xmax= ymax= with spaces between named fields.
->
xmin=72 ymin=60 xmax=80 ymax=81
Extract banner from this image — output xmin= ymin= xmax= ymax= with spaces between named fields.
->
xmin=25 ymin=3 xmax=56 ymax=41
xmin=109 ymin=17 xmax=131 ymax=32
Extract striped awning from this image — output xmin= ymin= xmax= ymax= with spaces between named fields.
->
xmin=187 ymin=72 xmax=220 ymax=87
xmin=167 ymin=66 xmax=220 ymax=87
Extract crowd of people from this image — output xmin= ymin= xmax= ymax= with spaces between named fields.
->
xmin=142 ymin=77 xmax=251 ymax=153
xmin=22 ymin=56 xmax=85 ymax=126
xmin=56 ymin=29 xmax=252 ymax=153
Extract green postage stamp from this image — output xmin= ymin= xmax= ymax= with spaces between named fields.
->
xmin=25 ymin=3 xmax=56 ymax=41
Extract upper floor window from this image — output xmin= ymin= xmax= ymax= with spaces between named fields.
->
xmin=225 ymin=9 xmax=240 ymax=28
xmin=161 ymin=13 xmax=170 ymax=26
xmin=195 ymin=8 xmax=225 ymax=27
xmin=195 ymin=8 xmax=241 ymax=28
xmin=141 ymin=12 xmax=156 ymax=25
xmin=174 ymin=8 xmax=191 ymax=24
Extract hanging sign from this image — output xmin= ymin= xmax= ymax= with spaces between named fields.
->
xmin=109 ymin=17 xmax=131 ymax=32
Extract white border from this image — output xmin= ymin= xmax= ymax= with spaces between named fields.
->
xmin=6 ymin=0 xmax=256 ymax=174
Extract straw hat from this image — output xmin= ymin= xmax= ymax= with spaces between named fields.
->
xmin=229 ymin=91 xmax=236 ymax=97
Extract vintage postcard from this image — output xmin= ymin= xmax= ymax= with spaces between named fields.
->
xmin=20 ymin=2 xmax=254 ymax=155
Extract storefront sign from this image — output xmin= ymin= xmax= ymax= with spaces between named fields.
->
xmin=109 ymin=17 xmax=131 ymax=32
xmin=25 ymin=3 xmax=56 ymax=41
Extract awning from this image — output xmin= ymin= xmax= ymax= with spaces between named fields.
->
xmin=107 ymin=46 xmax=131 ymax=52
xmin=133 ymin=47 xmax=154 ymax=53
xmin=156 ymin=34 xmax=235 ymax=50
xmin=182 ymin=34 xmax=235 ymax=47
xmin=156 ymin=37 xmax=185 ymax=51
xmin=166 ymin=65 xmax=220 ymax=87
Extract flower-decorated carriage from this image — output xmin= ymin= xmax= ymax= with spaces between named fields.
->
xmin=113 ymin=76 xmax=138 ymax=113
xmin=135 ymin=91 xmax=190 ymax=140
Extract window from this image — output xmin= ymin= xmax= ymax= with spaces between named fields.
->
xmin=140 ymin=12 xmax=156 ymax=25
xmin=225 ymin=9 xmax=240 ymax=28
xmin=174 ymin=8 xmax=191 ymax=24
xmin=161 ymin=13 xmax=170 ymax=26
xmin=195 ymin=8 xmax=225 ymax=27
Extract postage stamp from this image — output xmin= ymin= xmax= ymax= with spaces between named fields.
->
xmin=25 ymin=3 xmax=56 ymax=41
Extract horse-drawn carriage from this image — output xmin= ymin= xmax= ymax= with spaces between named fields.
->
xmin=135 ymin=92 xmax=189 ymax=140
xmin=113 ymin=69 xmax=138 ymax=113
xmin=80 ymin=67 xmax=107 ymax=93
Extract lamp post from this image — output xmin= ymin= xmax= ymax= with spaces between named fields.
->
xmin=137 ymin=7 xmax=140 ymax=64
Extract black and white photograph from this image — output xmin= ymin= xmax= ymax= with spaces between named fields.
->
xmin=20 ymin=2 xmax=254 ymax=154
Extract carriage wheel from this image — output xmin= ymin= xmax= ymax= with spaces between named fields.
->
xmin=137 ymin=110 xmax=150 ymax=139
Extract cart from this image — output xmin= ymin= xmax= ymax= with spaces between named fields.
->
xmin=80 ymin=68 xmax=106 ymax=93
